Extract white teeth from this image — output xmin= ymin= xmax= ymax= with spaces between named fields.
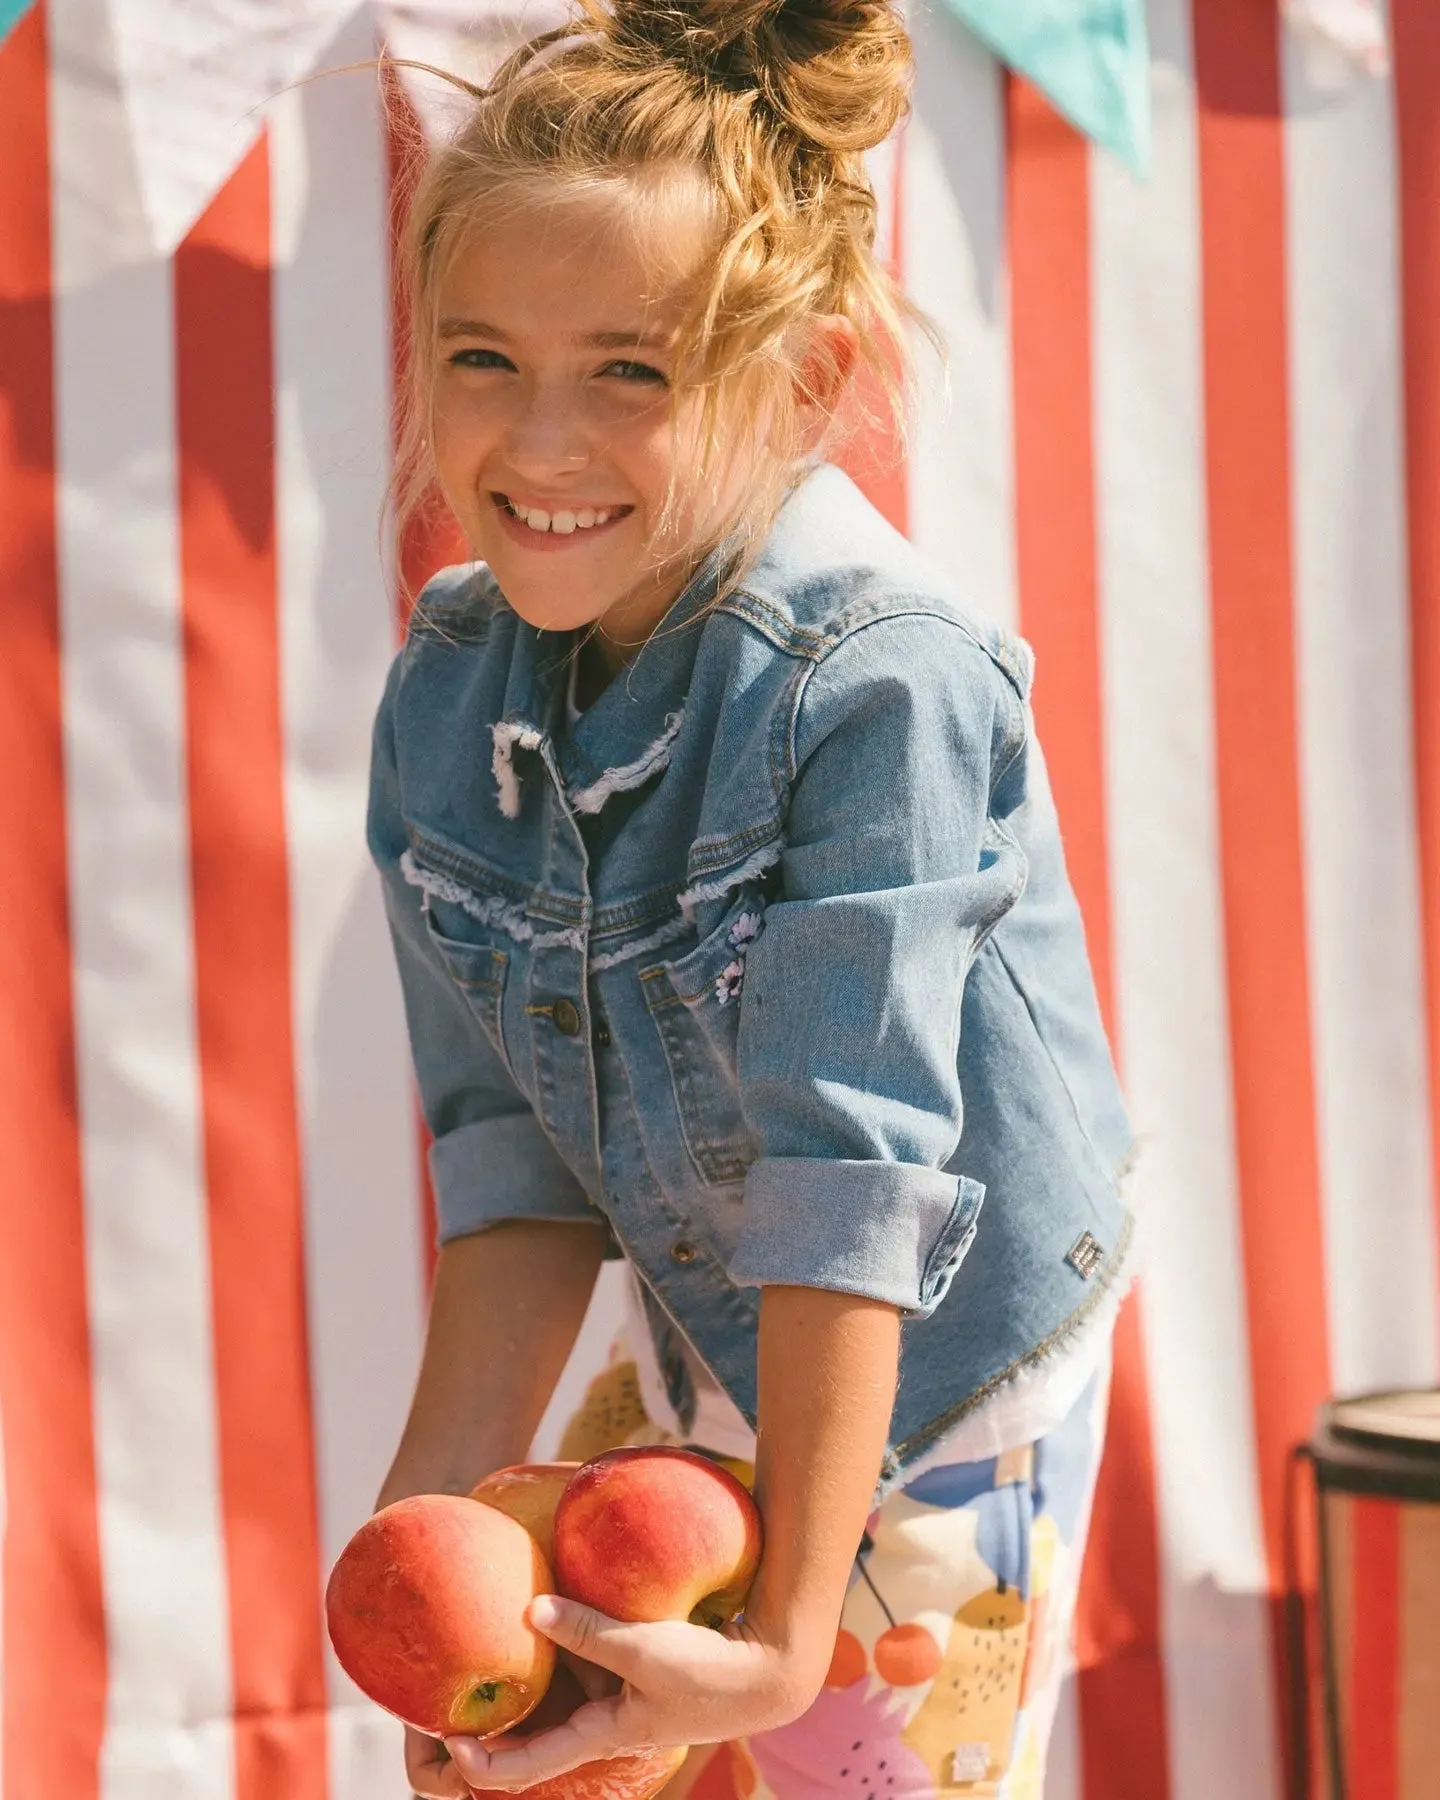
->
xmin=504 ymin=498 xmax=618 ymax=534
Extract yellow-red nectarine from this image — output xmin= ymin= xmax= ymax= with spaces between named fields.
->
xmin=326 ymin=1495 xmax=555 ymax=1738
xmin=471 ymin=1463 xmax=579 ymax=1564
xmin=554 ymin=1447 xmax=762 ymax=1629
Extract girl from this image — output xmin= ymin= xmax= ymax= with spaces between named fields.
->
xmin=370 ymin=3 xmax=1134 ymax=1796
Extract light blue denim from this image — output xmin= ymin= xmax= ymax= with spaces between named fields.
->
xmin=368 ymin=464 xmax=1134 ymax=1493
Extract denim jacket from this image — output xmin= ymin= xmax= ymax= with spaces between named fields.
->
xmin=368 ymin=464 xmax=1134 ymax=1494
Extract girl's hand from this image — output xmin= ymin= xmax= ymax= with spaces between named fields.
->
xmin=442 ymin=1595 xmax=820 ymax=1791
xmin=406 ymin=1724 xmax=473 ymax=1799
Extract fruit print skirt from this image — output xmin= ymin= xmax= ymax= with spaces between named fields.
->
xmin=556 ymin=1347 xmax=1112 ymax=1800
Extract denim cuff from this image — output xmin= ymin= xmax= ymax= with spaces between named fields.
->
xmin=429 ymin=1114 xmax=594 ymax=1244
xmin=729 ymin=1158 xmax=985 ymax=1318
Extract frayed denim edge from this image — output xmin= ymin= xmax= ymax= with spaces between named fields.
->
xmin=588 ymin=913 xmax=696 ymax=973
xmin=491 ymin=721 xmax=543 ymax=820
xmin=570 ymin=711 xmax=685 ymax=815
xmin=676 ymin=838 xmax=784 ymax=920
xmin=875 ymin=1207 xmax=1139 ymax=1498
xmin=399 ymin=850 xmax=585 ymax=951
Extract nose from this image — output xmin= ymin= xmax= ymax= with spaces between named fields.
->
xmin=503 ymin=380 xmax=590 ymax=480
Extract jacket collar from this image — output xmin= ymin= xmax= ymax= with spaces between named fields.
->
xmin=492 ymin=545 xmax=726 ymax=819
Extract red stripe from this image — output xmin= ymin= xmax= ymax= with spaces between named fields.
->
xmin=1006 ymin=80 xmax=1110 ymax=1003
xmin=0 ymin=12 xmax=107 ymax=1799
xmin=175 ymin=138 xmax=329 ymax=1798
xmin=385 ymin=69 xmax=466 ymax=627
xmin=1347 ymin=1498 xmax=1400 ymax=1800
xmin=385 ymin=71 xmax=452 ymax=1292
xmin=1392 ymin=0 xmax=1440 ymax=1321
xmin=1191 ymin=5 xmax=1332 ymax=1785
xmin=1005 ymin=74 xmax=1171 ymax=1800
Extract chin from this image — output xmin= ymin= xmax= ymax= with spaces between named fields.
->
xmin=498 ymin=583 xmax=613 ymax=634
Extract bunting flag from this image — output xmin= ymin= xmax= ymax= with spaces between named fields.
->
xmin=4 ymin=3 xmax=1440 ymax=1800
xmin=1283 ymin=0 xmax=1389 ymax=74
xmin=936 ymin=0 xmax=1153 ymax=174
xmin=0 ymin=0 xmax=32 ymax=46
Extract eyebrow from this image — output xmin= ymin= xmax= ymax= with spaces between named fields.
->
xmin=437 ymin=318 xmax=669 ymax=351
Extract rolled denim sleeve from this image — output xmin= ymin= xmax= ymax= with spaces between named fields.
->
xmin=368 ymin=651 xmax=593 ymax=1244
xmin=729 ymin=613 xmax=1029 ymax=1316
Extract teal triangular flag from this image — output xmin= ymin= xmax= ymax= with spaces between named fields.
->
xmin=0 ymin=0 xmax=34 ymax=46
xmin=936 ymin=0 xmax=1152 ymax=176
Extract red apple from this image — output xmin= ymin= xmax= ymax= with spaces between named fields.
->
xmin=471 ymin=1463 xmax=579 ymax=1565
xmin=326 ymin=1494 xmax=555 ymax=1738
xmin=464 ymin=1663 xmax=687 ymax=1800
xmin=553 ymin=1447 xmax=763 ymax=1629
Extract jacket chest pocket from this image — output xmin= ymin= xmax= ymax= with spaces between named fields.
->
xmin=640 ymin=897 xmax=762 ymax=1187
xmin=423 ymin=904 xmax=514 ymax=1077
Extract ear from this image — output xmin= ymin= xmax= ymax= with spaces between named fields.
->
xmin=793 ymin=315 xmax=859 ymax=450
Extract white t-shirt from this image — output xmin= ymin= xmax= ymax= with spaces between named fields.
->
xmin=621 ymin=1252 xmax=1126 ymax=1471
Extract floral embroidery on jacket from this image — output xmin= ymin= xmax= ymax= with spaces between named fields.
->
xmin=715 ymin=909 xmax=763 ymax=1006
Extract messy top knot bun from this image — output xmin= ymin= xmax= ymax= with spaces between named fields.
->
xmin=394 ymin=0 xmax=928 ymax=580
xmin=600 ymin=0 xmax=911 ymax=154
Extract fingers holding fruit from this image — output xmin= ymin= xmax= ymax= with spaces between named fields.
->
xmin=453 ymin=1613 xmax=810 ymax=1790
xmin=528 ymin=1597 xmax=726 ymax=1702
xmin=450 ymin=1658 xmax=686 ymax=1800
xmin=327 ymin=1446 xmax=765 ymax=1797
xmin=404 ymin=1725 xmax=473 ymax=1800
xmin=447 ymin=1685 xmax=628 ymax=1792
xmin=559 ymin=1648 xmax=623 ymax=1704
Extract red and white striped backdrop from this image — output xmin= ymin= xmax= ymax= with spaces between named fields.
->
xmin=4 ymin=2 xmax=1440 ymax=1796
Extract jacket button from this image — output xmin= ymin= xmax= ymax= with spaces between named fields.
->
xmin=594 ymin=1017 xmax=612 ymax=1048
xmin=551 ymin=998 xmax=581 ymax=1037
xmin=670 ymin=1239 xmax=697 ymax=1265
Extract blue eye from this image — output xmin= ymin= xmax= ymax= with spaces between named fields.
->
xmin=601 ymin=360 xmax=666 ymax=385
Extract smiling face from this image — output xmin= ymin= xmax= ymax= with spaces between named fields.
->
xmin=427 ymin=176 xmax=749 ymax=655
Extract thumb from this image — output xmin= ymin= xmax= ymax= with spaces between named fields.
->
xmin=529 ymin=1595 xmax=649 ymax=1683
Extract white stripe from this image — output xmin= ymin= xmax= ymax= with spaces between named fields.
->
xmin=866 ymin=127 xmax=901 ymax=276
xmin=902 ymin=9 xmax=1018 ymax=631
xmin=1092 ymin=4 xmax=1281 ymax=1794
xmin=322 ymin=1707 xmax=408 ymax=1800
xmin=268 ymin=19 xmax=427 ymax=1791
xmin=1044 ymin=1673 xmax=1082 ymax=1800
xmin=530 ymin=1260 xmax=631 ymax=1460
xmin=48 ymin=4 xmax=234 ymax=1797
xmin=1281 ymin=22 xmax=1440 ymax=1394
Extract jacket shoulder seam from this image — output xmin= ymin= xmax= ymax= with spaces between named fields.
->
xmin=783 ymin=608 xmax=1024 ymax=787
xmin=722 ymin=584 xmax=1032 ymax=702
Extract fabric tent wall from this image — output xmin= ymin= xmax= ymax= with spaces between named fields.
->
xmin=3 ymin=1 xmax=1439 ymax=1797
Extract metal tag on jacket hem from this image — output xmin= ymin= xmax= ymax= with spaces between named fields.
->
xmin=1066 ymin=1231 xmax=1105 ymax=1280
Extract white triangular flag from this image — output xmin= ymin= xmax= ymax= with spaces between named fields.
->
xmin=110 ymin=0 xmax=365 ymax=252
xmin=1282 ymin=0 xmax=1388 ymax=77
xmin=379 ymin=0 xmax=567 ymax=143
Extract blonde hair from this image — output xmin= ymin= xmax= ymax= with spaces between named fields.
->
xmin=390 ymin=0 xmax=924 ymax=590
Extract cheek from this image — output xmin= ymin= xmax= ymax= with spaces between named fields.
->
xmin=431 ymin=384 xmax=501 ymax=475
xmin=616 ymin=417 xmax=707 ymax=538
